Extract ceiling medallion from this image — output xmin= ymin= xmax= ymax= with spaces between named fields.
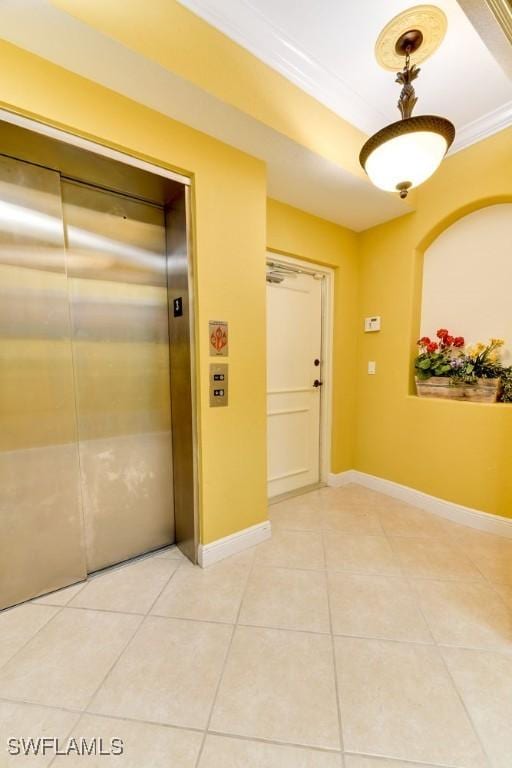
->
xmin=360 ymin=5 xmax=455 ymax=198
xmin=375 ymin=4 xmax=448 ymax=71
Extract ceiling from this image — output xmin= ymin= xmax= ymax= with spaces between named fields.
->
xmin=0 ymin=0 xmax=511 ymax=231
xmin=178 ymin=0 xmax=512 ymax=151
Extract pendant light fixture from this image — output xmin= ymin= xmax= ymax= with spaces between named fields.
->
xmin=360 ymin=6 xmax=455 ymax=198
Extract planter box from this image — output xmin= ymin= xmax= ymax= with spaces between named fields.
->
xmin=415 ymin=377 xmax=501 ymax=403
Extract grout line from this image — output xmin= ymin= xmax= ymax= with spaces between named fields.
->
xmin=378 ymin=520 xmax=494 ymax=768
xmin=206 ymin=729 xmax=343 ymax=754
xmin=0 ymin=602 xmax=71 ymax=676
xmin=31 ymin=578 xmax=88 ymax=607
xmin=80 ymin=558 xmax=184 ymax=716
xmin=26 ymin=546 xmax=182 ymax=609
xmin=343 ymin=750 xmax=464 ymax=767
xmin=193 ymin=549 xmax=257 ymax=768
xmin=0 ymin=695 xmax=205 ymax=733
xmin=322 ymin=531 xmax=346 ymax=756
xmin=47 ymin=711 xmax=85 ymax=768
xmin=236 ymin=620 xmax=330 ymax=636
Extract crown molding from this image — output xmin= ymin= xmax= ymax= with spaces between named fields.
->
xmin=179 ymin=0 xmax=512 ymax=152
xmin=177 ymin=0 xmax=383 ymax=133
xmin=450 ymin=99 xmax=512 ymax=154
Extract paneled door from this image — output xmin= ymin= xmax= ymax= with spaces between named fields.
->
xmin=267 ymin=266 xmax=323 ymax=498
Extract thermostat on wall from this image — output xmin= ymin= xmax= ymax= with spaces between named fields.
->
xmin=364 ymin=316 xmax=381 ymax=332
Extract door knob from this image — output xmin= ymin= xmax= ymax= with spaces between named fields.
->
xmin=313 ymin=379 xmax=323 ymax=388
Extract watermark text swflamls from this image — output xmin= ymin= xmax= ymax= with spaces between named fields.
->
xmin=7 ymin=737 xmax=124 ymax=757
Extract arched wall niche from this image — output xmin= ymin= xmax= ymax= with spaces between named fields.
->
xmin=410 ymin=197 xmax=512 ymax=381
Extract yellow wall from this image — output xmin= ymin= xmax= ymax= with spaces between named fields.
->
xmin=51 ymin=0 xmax=365 ymax=176
xmin=266 ymin=199 xmax=359 ymax=472
xmin=356 ymin=127 xmax=512 ymax=519
xmin=1 ymin=36 xmax=511 ymax=533
xmin=0 ymin=40 xmax=268 ymax=544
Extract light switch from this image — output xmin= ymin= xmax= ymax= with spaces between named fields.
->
xmin=368 ymin=361 xmax=376 ymax=375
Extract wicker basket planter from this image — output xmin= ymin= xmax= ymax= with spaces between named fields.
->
xmin=415 ymin=377 xmax=501 ymax=403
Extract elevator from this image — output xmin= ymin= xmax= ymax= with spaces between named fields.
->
xmin=0 ymin=117 xmax=197 ymax=610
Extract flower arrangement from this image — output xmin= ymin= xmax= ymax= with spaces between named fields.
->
xmin=415 ymin=328 xmax=512 ymax=403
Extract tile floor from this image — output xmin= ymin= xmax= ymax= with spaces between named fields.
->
xmin=0 ymin=484 xmax=511 ymax=767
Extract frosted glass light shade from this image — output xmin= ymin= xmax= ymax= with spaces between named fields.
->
xmin=360 ymin=115 xmax=455 ymax=195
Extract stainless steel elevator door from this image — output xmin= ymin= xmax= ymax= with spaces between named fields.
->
xmin=61 ymin=181 xmax=174 ymax=572
xmin=0 ymin=156 xmax=86 ymax=609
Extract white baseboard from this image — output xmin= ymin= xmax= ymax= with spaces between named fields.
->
xmin=328 ymin=470 xmax=512 ymax=539
xmin=198 ymin=520 xmax=272 ymax=568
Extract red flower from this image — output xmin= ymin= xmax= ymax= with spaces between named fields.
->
xmin=453 ymin=336 xmax=465 ymax=348
xmin=427 ymin=342 xmax=439 ymax=352
xmin=445 ymin=335 xmax=454 ymax=345
xmin=436 ymin=328 xmax=449 ymax=339
xmin=418 ymin=336 xmax=431 ymax=345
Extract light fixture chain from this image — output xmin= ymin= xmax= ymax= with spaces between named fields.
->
xmin=396 ymin=50 xmax=420 ymax=120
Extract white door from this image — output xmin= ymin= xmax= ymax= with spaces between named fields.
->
xmin=267 ymin=267 xmax=323 ymax=498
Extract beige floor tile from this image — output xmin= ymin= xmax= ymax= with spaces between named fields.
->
xmin=254 ymin=529 xmax=325 ymax=570
xmin=321 ymin=508 xmax=382 ymax=535
xmin=0 ymin=603 xmax=59 ymax=670
xmin=466 ymin=549 xmax=512 ymax=586
xmin=199 ymin=734 xmax=341 ymax=767
xmin=451 ymin=527 xmax=511 ymax=557
xmin=390 ymin=536 xmax=483 ymax=581
xmin=379 ymin=504 xmax=454 ymax=538
xmin=328 ymin=484 xmax=384 ymax=502
xmin=447 ymin=530 xmax=512 ymax=585
xmin=269 ymin=503 xmax=326 ymax=532
xmin=344 ymin=757 xmax=485 ymax=768
xmin=0 ymin=608 xmax=141 ymax=710
xmin=335 ymin=636 xmax=486 ymax=766
xmin=414 ymin=579 xmax=512 ymax=652
xmin=0 ymin=701 xmax=79 ymax=767
xmin=324 ymin=533 xmax=401 ymax=575
xmin=239 ymin=566 xmax=330 ymax=633
xmin=442 ymin=646 xmax=512 ymax=768
xmin=32 ymin=581 xmax=86 ymax=606
xmin=151 ymin=554 xmax=251 ymax=623
xmin=210 ymin=625 xmax=340 ymax=749
xmin=89 ymin=616 xmax=231 ymax=728
xmin=296 ymin=486 xmax=383 ymax=513
xmin=51 ymin=714 xmax=202 ymax=767
xmin=152 ymin=545 xmax=187 ymax=561
xmin=328 ymin=573 xmax=432 ymax=642
xmin=69 ymin=558 xmax=179 ymax=614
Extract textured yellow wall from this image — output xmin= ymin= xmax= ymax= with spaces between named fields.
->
xmin=0 ymin=40 xmax=268 ymax=544
xmin=356 ymin=128 xmax=512 ymax=519
xmin=266 ymin=198 xmax=359 ymax=473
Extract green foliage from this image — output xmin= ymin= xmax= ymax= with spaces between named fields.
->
xmin=415 ymin=350 xmax=452 ymax=380
xmin=500 ymin=368 xmax=512 ymax=403
xmin=415 ymin=332 xmax=511 ymax=404
xmin=451 ymin=339 xmax=504 ymax=384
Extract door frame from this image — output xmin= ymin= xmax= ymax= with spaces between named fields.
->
xmin=0 ymin=107 xmax=200 ymax=566
xmin=266 ymin=250 xmax=334 ymax=494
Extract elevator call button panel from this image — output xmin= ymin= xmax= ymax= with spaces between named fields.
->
xmin=209 ymin=364 xmax=228 ymax=407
